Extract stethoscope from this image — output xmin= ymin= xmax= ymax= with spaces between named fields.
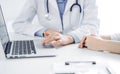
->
xmin=45 ymin=0 xmax=82 ymax=32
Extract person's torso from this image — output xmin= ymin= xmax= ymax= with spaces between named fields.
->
xmin=35 ymin=0 xmax=84 ymax=33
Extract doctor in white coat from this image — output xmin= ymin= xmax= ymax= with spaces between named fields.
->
xmin=13 ymin=0 xmax=99 ymax=47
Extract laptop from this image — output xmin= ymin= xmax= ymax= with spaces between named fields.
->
xmin=0 ymin=5 xmax=56 ymax=59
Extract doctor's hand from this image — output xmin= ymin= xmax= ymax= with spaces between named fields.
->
xmin=42 ymin=33 xmax=74 ymax=47
xmin=44 ymin=29 xmax=60 ymax=37
xmin=78 ymin=35 xmax=104 ymax=51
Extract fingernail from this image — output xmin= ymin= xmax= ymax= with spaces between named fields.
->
xmin=79 ymin=45 xmax=82 ymax=48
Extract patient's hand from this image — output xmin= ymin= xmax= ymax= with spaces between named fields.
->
xmin=78 ymin=35 xmax=104 ymax=51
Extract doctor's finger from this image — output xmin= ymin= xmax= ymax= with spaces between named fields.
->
xmin=42 ymin=35 xmax=60 ymax=45
xmin=44 ymin=31 xmax=59 ymax=38
xmin=44 ymin=32 xmax=49 ymax=37
xmin=51 ymin=40 xmax=62 ymax=47
xmin=42 ymin=35 xmax=53 ymax=45
xmin=78 ymin=36 xmax=87 ymax=48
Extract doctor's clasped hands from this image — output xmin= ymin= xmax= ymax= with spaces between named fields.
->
xmin=42 ymin=29 xmax=74 ymax=47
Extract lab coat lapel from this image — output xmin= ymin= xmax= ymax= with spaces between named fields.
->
xmin=64 ymin=0 xmax=75 ymax=14
xmin=49 ymin=0 xmax=58 ymax=11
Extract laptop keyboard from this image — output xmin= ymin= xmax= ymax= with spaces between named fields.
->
xmin=12 ymin=40 xmax=36 ymax=55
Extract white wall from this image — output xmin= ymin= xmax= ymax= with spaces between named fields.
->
xmin=97 ymin=0 xmax=120 ymax=35
xmin=0 ymin=0 xmax=38 ymax=32
xmin=0 ymin=0 xmax=27 ymax=32
xmin=0 ymin=0 xmax=26 ymax=21
xmin=0 ymin=0 xmax=120 ymax=34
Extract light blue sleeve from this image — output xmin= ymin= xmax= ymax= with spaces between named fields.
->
xmin=67 ymin=33 xmax=80 ymax=43
xmin=34 ymin=28 xmax=47 ymax=37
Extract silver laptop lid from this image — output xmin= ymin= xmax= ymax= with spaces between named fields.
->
xmin=0 ymin=5 xmax=10 ymax=51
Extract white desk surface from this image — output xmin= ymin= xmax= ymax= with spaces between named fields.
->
xmin=0 ymin=33 xmax=120 ymax=74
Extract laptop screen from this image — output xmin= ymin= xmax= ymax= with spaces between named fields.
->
xmin=0 ymin=6 xmax=10 ymax=51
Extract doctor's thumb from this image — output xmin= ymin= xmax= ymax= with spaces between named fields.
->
xmin=44 ymin=32 xmax=49 ymax=37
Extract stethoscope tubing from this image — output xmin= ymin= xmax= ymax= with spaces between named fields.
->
xmin=70 ymin=0 xmax=82 ymax=13
xmin=46 ymin=0 xmax=82 ymax=13
xmin=45 ymin=0 xmax=82 ymax=33
xmin=46 ymin=0 xmax=49 ymax=13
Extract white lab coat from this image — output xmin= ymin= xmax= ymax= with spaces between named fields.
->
xmin=13 ymin=0 xmax=99 ymax=42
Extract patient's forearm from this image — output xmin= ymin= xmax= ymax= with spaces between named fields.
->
xmin=101 ymin=35 xmax=111 ymax=40
xmin=102 ymin=40 xmax=120 ymax=54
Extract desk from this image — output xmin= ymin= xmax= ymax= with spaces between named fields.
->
xmin=0 ymin=33 xmax=120 ymax=74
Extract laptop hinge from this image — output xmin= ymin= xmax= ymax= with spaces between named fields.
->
xmin=5 ymin=41 xmax=12 ymax=54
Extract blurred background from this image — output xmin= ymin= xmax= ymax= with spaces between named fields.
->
xmin=0 ymin=0 xmax=120 ymax=35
